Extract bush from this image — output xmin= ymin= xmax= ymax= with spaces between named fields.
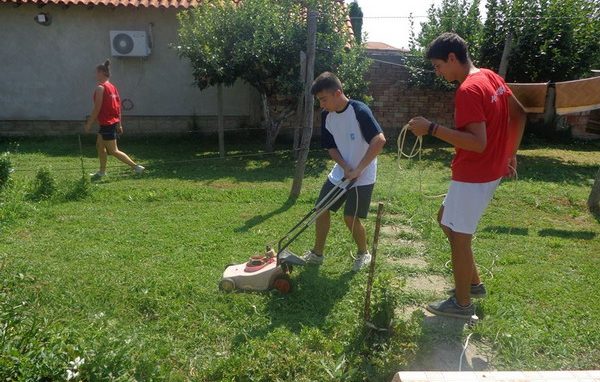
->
xmin=0 ymin=152 xmax=12 ymax=190
xmin=64 ymin=176 xmax=91 ymax=202
xmin=28 ymin=167 xmax=56 ymax=201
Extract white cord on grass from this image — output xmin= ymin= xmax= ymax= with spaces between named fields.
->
xmin=459 ymin=332 xmax=474 ymax=371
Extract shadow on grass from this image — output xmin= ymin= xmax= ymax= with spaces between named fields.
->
xmin=4 ymin=134 xmax=329 ymax=183
xmin=144 ymin=154 xmax=327 ymax=183
xmin=482 ymin=226 xmax=597 ymax=240
xmin=538 ymin=228 xmax=597 ymax=240
xmin=409 ymin=315 xmax=490 ymax=371
xmin=418 ymin=144 xmax=598 ymax=186
xmin=230 ymin=267 xmax=355 ymax=346
xmin=234 ymin=197 xmax=296 ymax=233
xmin=481 ymin=226 xmax=530 ymax=236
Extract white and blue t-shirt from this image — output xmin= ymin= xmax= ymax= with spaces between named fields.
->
xmin=321 ymin=100 xmax=383 ymax=187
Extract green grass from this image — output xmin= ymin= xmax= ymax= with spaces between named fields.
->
xmin=0 ymin=134 xmax=599 ymax=380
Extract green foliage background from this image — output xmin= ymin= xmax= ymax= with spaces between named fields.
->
xmin=177 ymin=0 xmax=372 ymax=103
xmin=408 ymin=0 xmax=600 ymax=88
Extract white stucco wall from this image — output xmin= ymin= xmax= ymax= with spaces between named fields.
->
xmin=0 ymin=4 xmax=258 ymax=121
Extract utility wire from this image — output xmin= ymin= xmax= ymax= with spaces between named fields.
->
xmin=350 ymin=15 xmax=598 ymax=20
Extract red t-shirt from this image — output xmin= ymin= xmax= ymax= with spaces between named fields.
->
xmin=95 ymin=81 xmax=121 ymax=126
xmin=452 ymin=68 xmax=512 ymax=183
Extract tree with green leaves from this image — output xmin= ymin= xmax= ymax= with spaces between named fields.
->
xmin=407 ymin=0 xmax=483 ymax=89
xmin=348 ymin=1 xmax=363 ymax=44
xmin=489 ymin=0 xmax=600 ymax=82
xmin=177 ymin=0 xmax=371 ymax=152
xmin=410 ymin=0 xmax=600 ymax=86
xmin=478 ymin=0 xmax=508 ymax=72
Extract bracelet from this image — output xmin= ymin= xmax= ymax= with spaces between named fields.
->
xmin=428 ymin=122 xmax=436 ymax=135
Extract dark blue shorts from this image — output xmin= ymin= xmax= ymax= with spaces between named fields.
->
xmin=98 ymin=123 xmax=118 ymax=141
xmin=316 ymin=179 xmax=374 ymax=219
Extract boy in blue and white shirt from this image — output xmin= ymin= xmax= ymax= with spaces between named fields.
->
xmin=303 ymin=72 xmax=387 ymax=271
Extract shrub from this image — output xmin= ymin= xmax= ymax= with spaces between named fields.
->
xmin=0 ymin=152 xmax=12 ymax=190
xmin=64 ymin=176 xmax=91 ymax=202
xmin=28 ymin=167 xmax=56 ymax=201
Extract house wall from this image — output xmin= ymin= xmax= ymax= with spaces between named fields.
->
xmin=0 ymin=4 xmax=260 ymax=135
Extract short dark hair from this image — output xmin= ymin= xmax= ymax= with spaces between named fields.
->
xmin=96 ymin=59 xmax=111 ymax=77
xmin=311 ymin=72 xmax=343 ymax=95
xmin=425 ymin=33 xmax=470 ymax=64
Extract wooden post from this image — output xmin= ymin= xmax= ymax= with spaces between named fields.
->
xmin=364 ymin=202 xmax=384 ymax=325
xmin=498 ymin=32 xmax=513 ymax=79
xmin=217 ymin=83 xmax=225 ymax=158
xmin=290 ymin=10 xmax=317 ymax=198
xmin=293 ymin=51 xmax=307 ymax=158
xmin=588 ymin=70 xmax=600 ymax=218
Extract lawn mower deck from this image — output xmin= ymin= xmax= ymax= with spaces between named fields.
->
xmin=219 ymin=248 xmax=305 ymax=293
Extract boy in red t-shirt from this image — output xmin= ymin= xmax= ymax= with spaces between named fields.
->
xmin=408 ymin=33 xmax=526 ymax=319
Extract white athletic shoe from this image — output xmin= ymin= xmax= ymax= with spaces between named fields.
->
xmin=90 ymin=171 xmax=105 ymax=180
xmin=352 ymin=252 xmax=372 ymax=272
xmin=302 ymin=250 xmax=324 ymax=265
xmin=133 ymin=165 xmax=145 ymax=174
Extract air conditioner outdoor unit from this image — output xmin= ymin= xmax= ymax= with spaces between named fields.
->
xmin=110 ymin=31 xmax=151 ymax=57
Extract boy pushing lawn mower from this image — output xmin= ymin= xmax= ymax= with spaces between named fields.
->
xmin=303 ymin=72 xmax=387 ymax=271
xmin=407 ymin=33 xmax=526 ymax=319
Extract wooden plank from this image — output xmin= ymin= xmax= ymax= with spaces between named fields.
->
xmin=393 ymin=370 xmax=600 ymax=382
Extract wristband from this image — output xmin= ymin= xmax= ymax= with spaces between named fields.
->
xmin=428 ymin=122 xmax=436 ymax=135
xmin=432 ymin=124 xmax=439 ymax=136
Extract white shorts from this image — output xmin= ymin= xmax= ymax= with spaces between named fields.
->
xmin=441 ymin=178 xmax=501 ymax=235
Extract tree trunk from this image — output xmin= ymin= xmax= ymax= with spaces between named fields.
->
xmin=261 ymin=92 xmax=294 ymax=153
xmin=217 ymin=83 xmax=225 ymax=158
xmin=293 ymin=51 xmax=307 ymax=158
xmin=290 ymin=10 xmax=317 ymax=198
xmin=588 ymin=167 xmax=600 ymax=218
xmin=261 ymin=92 xmax=276 ymax=152
xmin=498 ymin=32 xmax=513 ymax=79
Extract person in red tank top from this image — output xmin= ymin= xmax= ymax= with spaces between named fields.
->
xmin=406 ymin=33 xmax=527 ymax=319
xmin=84 ymin=59 xmax=144 ymax=179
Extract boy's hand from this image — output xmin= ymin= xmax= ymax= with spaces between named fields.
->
xmin=117 ymin=124 xmax=124 ymax=135
xmin=346 ymin=169 xmax=361 ymax=181
xmin=408 ymin=116 xmax=431 ymax=137
xmin=84 ymin=122 xmax=92 ymax=133
xmin=506 ymin=155 xmax=518 ymax=178
xmin=343 ymin=166 xmax=361 ymax=181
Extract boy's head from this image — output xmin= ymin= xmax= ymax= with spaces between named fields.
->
xmin=425 ymin=32 xmax=471 ymax=82
xmin=311 ymin=72 xmax=346 ymax=112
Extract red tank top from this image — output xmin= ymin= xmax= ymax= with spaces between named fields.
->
xmin=95 ymin=81 xmax=121 ymax=126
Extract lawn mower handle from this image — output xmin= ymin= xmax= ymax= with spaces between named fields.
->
xmin=276 ymin=178 xmax=356 ymax=259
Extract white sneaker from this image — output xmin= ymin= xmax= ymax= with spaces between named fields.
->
xmin=133 ymin=165 xmax=145 ymax=174
xmin=90 ymin=171 xmax=105 ymax=180
xmin=352 ymin=252 xmax=372 ymax=272
xmin=302 ymin=250 xmax=324 ymax=265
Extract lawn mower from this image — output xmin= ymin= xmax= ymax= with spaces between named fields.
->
xmin=219 ymin=178 xmax=355 ymax=294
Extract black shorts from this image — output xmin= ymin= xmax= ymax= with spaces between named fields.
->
xmin=316 ymin=179 xmax=374 ymax=219
xmin=98 ymin=123 xmax=118 ymax=141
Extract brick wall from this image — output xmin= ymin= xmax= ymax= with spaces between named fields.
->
xmin=365 ymin=60 xmax=455 ymax=138
xmin=566 ymin=111 xmax=599 ymax=140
